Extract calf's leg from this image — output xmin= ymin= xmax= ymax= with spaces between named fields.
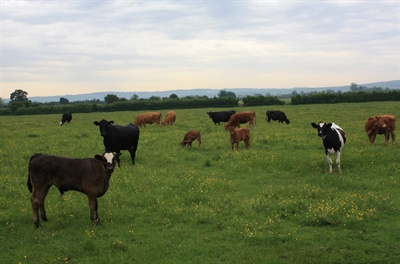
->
xmin=88 ymin=196 xmax=100 ymax=225
xmin=336 ymin=150 xmax=342 ymax=173
xmin=326 ymin=153 xmax=333 ymax=174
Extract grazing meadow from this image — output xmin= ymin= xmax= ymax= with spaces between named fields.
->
xmin=0 ymin=101 xmax=399 ymax=263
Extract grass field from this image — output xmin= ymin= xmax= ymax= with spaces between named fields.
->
xmin=0 ymin=101 xmax=399 ymax=263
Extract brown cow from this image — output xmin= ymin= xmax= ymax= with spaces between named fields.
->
xmin=134 ymin=112 xmax=162 ymax=128
xmin=365 ymin=115 xmax=396 ymax=145
xmin=229 ymin=127 xmax=250 ymax=151
xmin=181 ymin=130 xmax=201 ymax=150
xmin=162 ymin=111 xmax=176 ymax=126
xmin=225 ymin=111 xmax=256 ymax=130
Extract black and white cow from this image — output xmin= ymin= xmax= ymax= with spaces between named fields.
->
xmin=207 ymin=110 xmax=236 ymax=125
xmin=311 ymin=121 xmax=346 ymax=173
xmin=94 ymin=120 xmax=140 ymax=167
xmin=266 ymin=110 xmax=290 ymax=124
xmin=59 ymin=112 xmax=72 ymax=126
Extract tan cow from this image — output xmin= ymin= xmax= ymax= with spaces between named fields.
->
xmin=162 ymin=111 xmax=176 ymax=126
xmin=134 ymin=112 xmax=162 ymax=128
xmin=229 ymin=127 xmax=250 ymax=151
xmin=225 ymin=111 xmax=256 ymax=130
xmin=181 ymin=130 xmax=201 ymax=150
xmin=365 ymin=115 xmax=396 ymax=144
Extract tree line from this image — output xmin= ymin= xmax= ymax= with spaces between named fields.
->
xmin=1 ymin=84 xmax=399 ymax=116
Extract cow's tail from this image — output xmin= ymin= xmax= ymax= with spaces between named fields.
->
xmin=27 ymin=153 xmax=42 ymax=193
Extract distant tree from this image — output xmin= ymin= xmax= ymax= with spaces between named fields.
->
xmin=218 ymin=90 xmax=236 ymax=98
xmin=169 ymin=93 xmax=179 ymax=99
xmin=120 ymin=97 xmax=127 ymax=102
xmin=350 ymin=83 xmax=359 ymax=92
xmin=291 ymin=90 xmax=298 ymax=96
xmin=10 ymin=89 xmax=28 ymax=101
xmin=149 ymin=96 xmax=161 ymax=101
xmin=0 ymin=97 xmax=4 ymax=107
xmin=104 ymin=94 xmax=120 ymax=104
xmin=131 ymin=94 xmax=139 ymax=100
xmin=59 ymin=97 xmax=69 ymax=104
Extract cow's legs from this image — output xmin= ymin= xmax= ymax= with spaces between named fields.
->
xmin=336 ymin=150 xmax=342 ymax=173
xmin=391 ymin=131 xmax=396 ymax=144
xmin=128 ymin=148 xmax=135 ymax=165
xmin=88 ymin=196 xmax=100 ymax=225
xmin=326 ymin=153 xmax=333 ymax=174
xmin=31 ymin=185 xmax=51 ymax=227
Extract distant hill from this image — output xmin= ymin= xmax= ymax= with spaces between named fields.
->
xmin=14 ymin=80 xmax=400 ymax=103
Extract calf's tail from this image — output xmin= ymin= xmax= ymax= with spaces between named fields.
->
xmin=27 ymin=153 xmax=42 ymax=193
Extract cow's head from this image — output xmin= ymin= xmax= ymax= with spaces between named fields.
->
xmin=311 ymin=121 xmax=332 ymax=139
xmin=94 ymin=120 xmax=114 ymax=137
xmin=373 ymin=116 xmax=387 ymax=129
xmin=95 ymin=152 xmax=122 ymax=173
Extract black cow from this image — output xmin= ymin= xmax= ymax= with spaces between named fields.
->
xmin=266 ymin=110 xmax=290 ymax=124
xmin=311 ymin=122 xmax=346 ymax=173
xmin=207 ymin=110 xmax=236 ymax=125
xmin=59 ymin=112 xmax=72 ymax=126
xmin=27 ymin=152 xmax=121 ymax=227
xmin=93 ymin=120 xmax=140 ymax=167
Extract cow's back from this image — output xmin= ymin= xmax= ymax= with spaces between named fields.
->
xmin=105 ymin=124 xmax=139 ymax=151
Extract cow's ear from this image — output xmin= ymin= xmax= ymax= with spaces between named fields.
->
xmin=108 ymin=121 xmax=114 ymax=125
xmin=327 ymin=123 xmax=333 ymax=127
xmin=311 ymin=123 xmax=318 ymax=128
xmin=94 ymin=121 xmax=99 ymax=126
xmin=116 ymin=152 xmax=122 ymax=158
xmin=94 ymin=154 xmax=102 ymax=160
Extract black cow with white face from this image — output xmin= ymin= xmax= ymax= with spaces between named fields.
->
xmin=207 ymin=110 xmax=236 ymax=125
xmin=94 ymin=119 xmax=140 ymax=167
xmin=60 ymin=112 xmax=72 ymax=126
xmin=311 ymin=121 xmax=346 ymax=173
xmin=266 ymin=110 xmax=290 ymax=124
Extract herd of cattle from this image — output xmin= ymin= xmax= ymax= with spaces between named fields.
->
xmin=26 ymin=109 xmax=396 ymax=227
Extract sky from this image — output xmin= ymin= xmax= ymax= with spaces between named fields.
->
xmin=1 ymin=0 xmax=399 ymax=99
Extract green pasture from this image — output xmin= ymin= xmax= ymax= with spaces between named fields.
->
xmin=0 ymin=101 xmax=399 ymax=263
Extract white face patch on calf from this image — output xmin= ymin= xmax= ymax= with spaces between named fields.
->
xmin=104 ymin=152 xmax=114 ymax=164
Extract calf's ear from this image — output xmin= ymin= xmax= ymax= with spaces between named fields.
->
xmin=327 ymin=123 xmax=333 ymax=127
xmin=108 ymin=121 xmax=114 ymax=125
xmin=94 ymin=155 xmax=103 ymax=160
xmin=94 ymin=121 xmax=100 ymax=126
xmin=311 ymin=123 xmax=318 ymax=128
xmin=116 ymin=152 xmax=122 ymax=159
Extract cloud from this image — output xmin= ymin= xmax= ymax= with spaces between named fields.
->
xmin=1 ymin=0 xmax=398 ymax=97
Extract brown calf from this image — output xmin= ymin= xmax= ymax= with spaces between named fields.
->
xmin=225 ymin=111 xmax=256 ymax=130
xmin=162 ymin=111 xmax=176 ymax=126
xmin=181 ymin=130 xmax=201 ymax=150
xmin=134 ymin=112 xmax=162 ymax=128
xmin=27 ymin=152 xmax=121 ymax=227
xmin=365 ymin=114 xmax=396 ymax=144
xmin=229 ymin=127 xmax=250 ymax=151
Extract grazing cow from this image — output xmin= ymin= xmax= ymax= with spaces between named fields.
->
xmin=181 ymin=130 xmax=201 ymax=150
xmin=27 ymin=152 xmax=121 ymax=227
xmin=365 ymin=115 xmax=396 ymax=145
xmin=59 ymin=112 xmax=72 ymax=126
xmin=93 ymin=120 xmax=140 ymax=166
xmin=134 ymin=112 xmax=162 ymax=128
xmin=311 ymin=122 xmax=346 ymax=173
xmin=228 ymin=127 xmax=250 ymax=151
xmin=207 ymin=110 xmax=236 ymax=125
xmin=266 ymin=110 xmax=290 ymax=124
xmin=225 ymin=111 xmax=256 ymax=130
xmin=162 ymin=111 xmax=177 ymax=126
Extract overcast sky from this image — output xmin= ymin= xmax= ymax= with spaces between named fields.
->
xmin=1 ymin=0 xmax=398 ymax=98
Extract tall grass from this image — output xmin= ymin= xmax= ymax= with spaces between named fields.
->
xmin=0 ymin=101 xmax=399 ymax=263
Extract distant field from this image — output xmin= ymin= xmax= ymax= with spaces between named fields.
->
xmin=0 ymin=101 xmax=399 ymax=263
